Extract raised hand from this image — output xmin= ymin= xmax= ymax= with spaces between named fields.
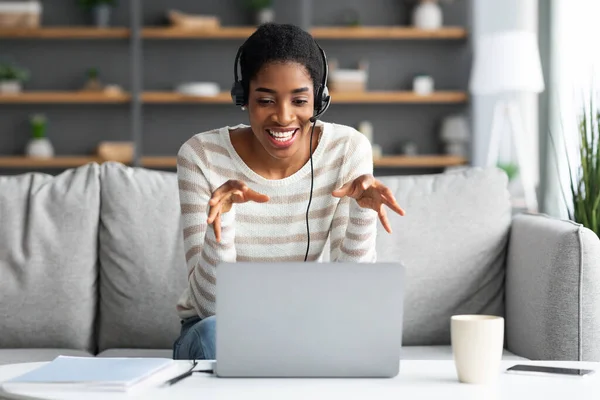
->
xmin=207 ymin=180 xmax=269 ymax=242
xmin=332 ymin=174 xmax=405 ymax=233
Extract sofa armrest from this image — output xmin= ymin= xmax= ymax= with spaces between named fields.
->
xmin=505 ymin=213 xmax=600 ymax=361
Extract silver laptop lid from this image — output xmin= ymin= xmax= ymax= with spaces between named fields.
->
xmin=215 ymin=262 xmax=405 ymax=378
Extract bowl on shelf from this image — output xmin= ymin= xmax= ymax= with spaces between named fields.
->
xmin=96 ymin=141 xmax=133 ymax=163
xmin=176 ymin=82 xmax=220 ymax=97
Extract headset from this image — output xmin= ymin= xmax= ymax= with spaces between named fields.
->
xmin=231 ymin=40 xmax=331 ymax=262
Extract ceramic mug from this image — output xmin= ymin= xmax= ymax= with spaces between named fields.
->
xmin=451 ymin=315 xmax=504 ymax=384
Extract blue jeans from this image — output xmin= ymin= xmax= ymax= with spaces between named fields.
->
xmin=172 ymin=315 xmax=216 ymax=360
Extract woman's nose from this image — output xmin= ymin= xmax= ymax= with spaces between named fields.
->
xmin=273 ymin=103 xmax=295 ymax=125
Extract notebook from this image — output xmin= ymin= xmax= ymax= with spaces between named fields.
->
xmin=1 ymin=356 xmax=175 ymax=393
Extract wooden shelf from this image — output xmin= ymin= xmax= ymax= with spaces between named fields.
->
xmin=142 ymin=91 xmax=232 ymax=104
xmin=142 ymin=91 xmax=467 ymax=104
xmin=0 ymin=92 xmax=131 ymax=104
xmin=0 ymin=155 xmax=467 ymax=169
xmin=310 ymin=26 xmax=467 ymax=39
xmin=0 ymin=27 xmax=129 ymax=39
xmin=142 ymin=26 xmax=467 ymax=40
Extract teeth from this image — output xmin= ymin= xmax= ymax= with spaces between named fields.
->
xmin=267 ymin=129 xmax=296 ymax=139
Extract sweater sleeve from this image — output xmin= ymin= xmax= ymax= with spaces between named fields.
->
xmin=329 ymin=134 xmax=378 ymax=263
xmin=176 ymin=140 xmax=237 ymax=319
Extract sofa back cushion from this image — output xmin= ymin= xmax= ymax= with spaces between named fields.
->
xmin=376 ymin=167 xmax=512 ymax=345
xmin=97 ymin=163 xmax=187 ymax=351
xmin=0 ymin=164 xmax=100 ymax=352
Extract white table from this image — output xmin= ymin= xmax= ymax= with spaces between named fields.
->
xmin=1 ymin=359 xmax=599 ymax=400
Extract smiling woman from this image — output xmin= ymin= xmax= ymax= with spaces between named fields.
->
xmin=172 ymin=23 xmax=406 ymax=361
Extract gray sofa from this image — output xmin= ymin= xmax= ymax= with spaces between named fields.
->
xmin=1 ymin=162 xmax=599 ymax=366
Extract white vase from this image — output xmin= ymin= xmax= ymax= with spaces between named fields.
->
xmin=412 ymin=1 xmax=442 ymax=30
xmin=25 ymin=137 xmax=54 ymax=158
xmin=0 ymin=80 xmax=22 ymax=94
xmin=255 ymin=8 xmax=274 ymax=25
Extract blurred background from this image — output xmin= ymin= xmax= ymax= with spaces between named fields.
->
xmin=0 ymin=0 xmax=597 ymax=218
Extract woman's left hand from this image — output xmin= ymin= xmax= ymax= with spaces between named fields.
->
xmin=332 ymin=174 xmax=405 ymax=233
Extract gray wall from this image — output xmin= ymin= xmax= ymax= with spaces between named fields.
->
xmin=0 ymin=0 xmax=470 ymax=175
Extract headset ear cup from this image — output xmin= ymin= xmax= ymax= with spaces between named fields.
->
xmin=230 ymin=81 xmax=246 ymax=106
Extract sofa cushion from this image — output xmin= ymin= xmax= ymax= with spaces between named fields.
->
xmin=96 ymin=349 xmax=173 ymax=358
xmin=0 ymin=349 xmax=93 ymax=366
xmin=376 ymin=168 xmax=512 ymax=346
xmin=0 ymin=164 xmax=100 ymax=353
xmin=97 ymin=163 xmax=187 ymax=352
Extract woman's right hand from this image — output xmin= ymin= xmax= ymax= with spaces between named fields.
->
xmin=207 ymin=180 xmax=269 ymax=242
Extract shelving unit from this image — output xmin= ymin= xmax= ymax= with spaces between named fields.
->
xmin=0 ymin=1 xmax=471 ymax=173
xmin=0 ymin=155 xmax=467 ymax=169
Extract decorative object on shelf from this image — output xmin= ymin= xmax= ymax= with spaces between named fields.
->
xmin=328 ymin=59 xmax=368 ymax=92
xmin=25 ymin=114 xmax=54 ymax=158
xmin=357 ymin=120 xmax=382 ymax=159
xmin=407 ymin=0 xmax=455 ymax=30
xmin=176 ymin=82 xmax=220 ymax=97
xmin=0 ymin=60 xmax=29 ymax=93
xmin=469 ymin=30 xmax=545 ymax=212
xmin=0 ymin=0 xmax=41 ymax=28
xmin=167 ymin=10 xmax=220 ymax=30
xmin=401 ymin=141 xmax=419 ymax=156
xmin=77 ymin=0 xmax=117 ymax=28
xmin=244 ymin=0 xmax=274 ymax=25
xmin=413 ymin=74 xmax=434 ymax=95
xmin=97 ymin=141 xmax=133 ymax=163
xmin=440 ymin=114 xmax=469 ymax=157
xmin=82 ymin=67 xmax=103 ymax=91
xmin=103 ymin=84 xmax=124 ymax=96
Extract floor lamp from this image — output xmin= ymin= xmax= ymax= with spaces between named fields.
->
xmin=469 ymin=31 xmax=545 ymax=212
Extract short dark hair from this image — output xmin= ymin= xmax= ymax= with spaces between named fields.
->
xmin=239 ymin=23 xmax=324 ymax=103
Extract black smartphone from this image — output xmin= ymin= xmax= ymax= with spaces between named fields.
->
xmin=506 ymin=364 xmax=595 ymax=377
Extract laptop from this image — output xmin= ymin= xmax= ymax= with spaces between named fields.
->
xmin=214 ymin=261 xmax=405 ymax=378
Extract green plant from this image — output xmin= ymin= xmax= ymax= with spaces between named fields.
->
xmin=30 ymin=114 xmax=47 ymax=139
xmin=87 ymin=67 xmax=99 ymax=79
xmin=77 ymin=0 xmax=117 ymax=10
xmin=565 ymin=98 xmax=600 ymax=236
xmin=497 ymin=162 xmax=519 ymax=181
xmin=0 ymin=62 xmax=29 ymax=82
xmin=244 ymin=0 xmax=272 ymax=11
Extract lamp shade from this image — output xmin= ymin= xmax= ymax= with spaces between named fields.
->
xmin=469 ymin=30 xmax=545 ymax=95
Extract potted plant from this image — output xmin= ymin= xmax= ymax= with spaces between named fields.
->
xmin=77 ymin=0 xmax=117 ymax=28
xmin=0 ymin=61 xmax=29 ymax=94
xmin=565 ymin=99 xmax=600 ymax=237
xmin=244 ymin=0 xmax=274 ymax=25
xmin=25 ymin=114 xmax=54 ymax=158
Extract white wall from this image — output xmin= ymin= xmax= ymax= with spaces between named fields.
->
xmin=470 ymin=0 xmax=540 ymax=191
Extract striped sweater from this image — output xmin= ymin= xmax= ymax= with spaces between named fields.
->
xmin=175 ymin=121 xmax=378 ymax=319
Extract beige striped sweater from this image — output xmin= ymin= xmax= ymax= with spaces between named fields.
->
xmin=175 ymin=121 xmax=378 ymax=319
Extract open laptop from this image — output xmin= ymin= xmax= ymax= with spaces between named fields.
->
xmin=214 ymin=262 xmax=405 ymax=378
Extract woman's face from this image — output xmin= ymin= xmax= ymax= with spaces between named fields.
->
xmin=246 ymin=61 xmax=315 ymax=162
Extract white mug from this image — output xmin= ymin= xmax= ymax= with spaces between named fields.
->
xmin=451 ymin=315 xmax=504 ymax=384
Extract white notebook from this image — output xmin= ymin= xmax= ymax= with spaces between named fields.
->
xmin=1 ymin=356 xmax=175 ymax=393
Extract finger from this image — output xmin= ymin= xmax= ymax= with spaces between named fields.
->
xmin=207 ymin=202 xmax=221 ymax=224
xmin=380 ymin=187 xmax=405 ymax=216
xmin=214 ymin=214 xmax=222 ymax=243
xmin=358 ymin=174 xmax=375 ymax=190
xmin=332 ymin=180 xmax=354 ymax=197
xmin=245 ymin=188 xmax=270 ymax=203
xmin=379 ymin=206 xmax=392 ymax=234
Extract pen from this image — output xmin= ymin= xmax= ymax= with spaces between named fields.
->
xmin=165 ymin=368 xmax=214 ymax=386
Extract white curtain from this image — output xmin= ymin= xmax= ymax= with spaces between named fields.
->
xmin=543 ymin=0 xmax=600 ymax=218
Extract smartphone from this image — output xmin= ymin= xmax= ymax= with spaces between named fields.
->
xmin=506 ymin=364 xmax=595 ymax=377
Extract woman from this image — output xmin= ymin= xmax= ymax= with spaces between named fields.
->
xmin=173 ymin=23 xmax=405 ymax=360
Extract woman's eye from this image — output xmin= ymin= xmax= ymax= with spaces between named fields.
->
xmin=293 ymin=99 xmax=308 ymax=105
xmin=257 ymin=99 xmax=274 ymax=105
